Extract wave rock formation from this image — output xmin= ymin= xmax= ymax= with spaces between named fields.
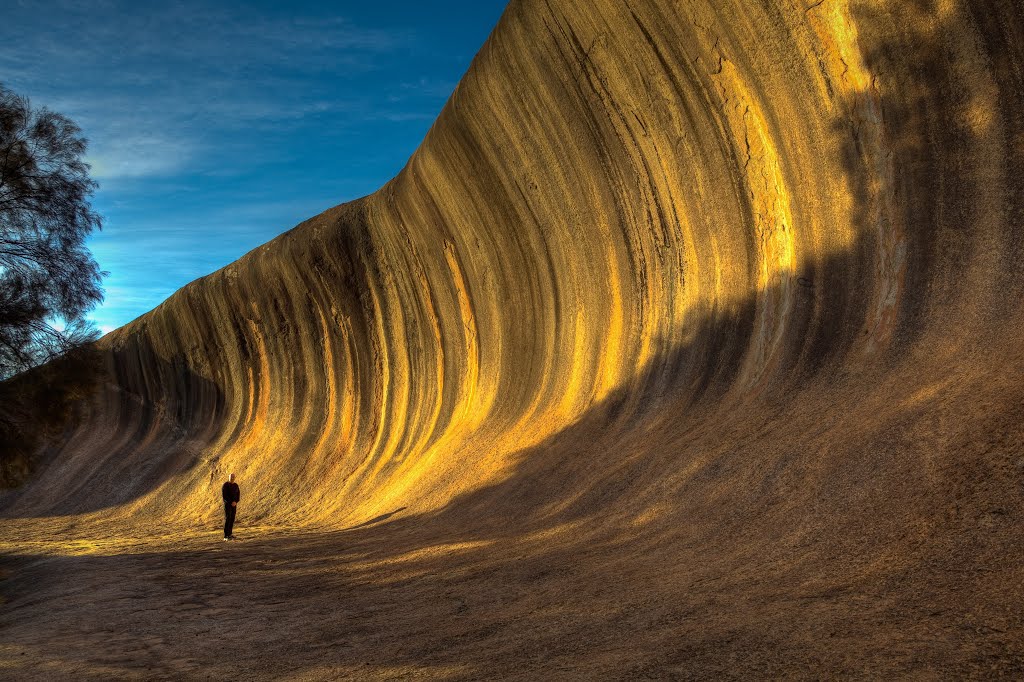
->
xmin=4 ymin=0 xmax=1024 ymax=677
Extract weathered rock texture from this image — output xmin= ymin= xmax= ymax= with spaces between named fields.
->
xmin=3 ymin=0 xmax=1024 ymax=677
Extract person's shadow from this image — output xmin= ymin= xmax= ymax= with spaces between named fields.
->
xmin=344 ymin=507 xmax=408 ymax=530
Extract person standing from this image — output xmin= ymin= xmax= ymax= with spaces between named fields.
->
xmin=222 ymin=473 xmax=240 ymax=540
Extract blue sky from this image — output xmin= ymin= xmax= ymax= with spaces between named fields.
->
xmin=1 ymin=0 xmax=508 ymax=333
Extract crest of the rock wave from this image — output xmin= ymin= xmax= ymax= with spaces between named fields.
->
xmin=4 ymin=0 xmax=1024 ymax=645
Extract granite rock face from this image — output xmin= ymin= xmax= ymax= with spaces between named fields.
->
xmin=6 ymin=0 xmax=1024 ymax=543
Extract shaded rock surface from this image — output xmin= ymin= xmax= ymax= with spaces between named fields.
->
xmin=3 ymin=0 xmax=1024 ymax=678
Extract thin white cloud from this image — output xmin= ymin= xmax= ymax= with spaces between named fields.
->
xmin=87 ymin=133 xmax=194 ymax=180
xmin=399 ymin=77 xmax=459 ymax=98
xmin=380 ymin=111 xmax=437 ymax=122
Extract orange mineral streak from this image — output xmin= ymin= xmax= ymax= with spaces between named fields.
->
xmin=3 ymin=4 xmax=1024 ymax=674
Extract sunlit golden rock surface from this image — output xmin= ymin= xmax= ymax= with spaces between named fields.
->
xmin=3 ymin=0 xmax=1024 ymax=678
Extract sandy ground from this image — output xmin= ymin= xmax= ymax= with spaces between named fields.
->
xmin=2 ymin=514 xmax=1022 ymax=681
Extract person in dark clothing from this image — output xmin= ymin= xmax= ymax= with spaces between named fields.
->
xmin=222 ymin=473 xmax=240 ymax=540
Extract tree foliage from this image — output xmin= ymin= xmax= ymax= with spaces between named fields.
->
xmin=0 ymin=84 xmax=105 ymax=485
xmin=0 ymin=83 xmax=105 ymax=379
